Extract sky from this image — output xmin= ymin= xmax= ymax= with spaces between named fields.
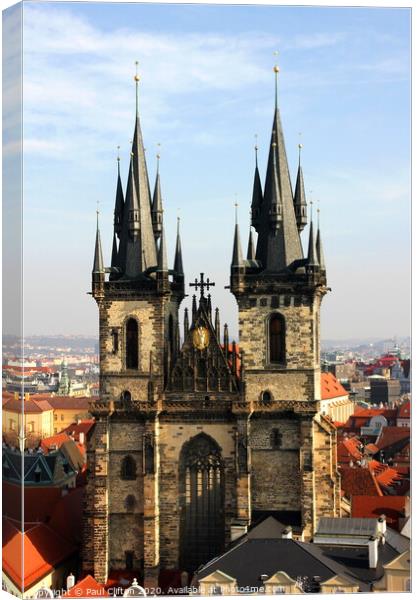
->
xmin=3 ymin=1 xmax=411 ymax=340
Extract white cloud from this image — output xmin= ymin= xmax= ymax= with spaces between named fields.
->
xmin=287 ymin=32 xmax=346 ymax=50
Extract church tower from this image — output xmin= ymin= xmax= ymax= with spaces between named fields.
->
xmin=83 ymin=62 xmax=340 ymax=590
xmin=230 ymin=63 xmax=339 ymax=539
xmin=83 ymin=65 xmax=185 ymax=586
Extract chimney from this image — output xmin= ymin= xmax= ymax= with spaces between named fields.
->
xmin=368 ymin=536 xmax=378 ymax=569
xmin=282 ymin=526 xmax=293 ymax=539
xmin=377 ymin=515 xmax=387 ymax=536
xmin=230 ymin=523 xmax=247 ymax=542
xmin=79 ymin=432 xmax=85 ymax=445
xmin=66 ymin=573 xmax=75 ymax=590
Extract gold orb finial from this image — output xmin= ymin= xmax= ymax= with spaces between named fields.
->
xmin=134 ymin=60 xmax=140 ymax=82
xmin=273 ymin=65 xmax=280 ymax=73
xmin=298 ymin=143 xmax=303 ymax=149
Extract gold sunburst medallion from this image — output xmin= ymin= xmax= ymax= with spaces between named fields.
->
xmin=192 ymin=326 xmax=210 ymax=350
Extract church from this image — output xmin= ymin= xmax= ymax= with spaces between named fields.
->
xmin=83 ymin=62 xmax=341 ymax=588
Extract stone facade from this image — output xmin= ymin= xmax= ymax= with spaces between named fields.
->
xmin=84 ymin=71 xmax=341 ymax=588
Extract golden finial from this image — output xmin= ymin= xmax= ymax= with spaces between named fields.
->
xmin=298 ymin=135 xmax=303 ymax=165
xmin=273 ymin=51 xmax=280 ymax=108
xmin=96 ymin=200 xmax=100 ymax=228
xmin=117 ymin=145 xmax=120 ymax=162
xmin=234 ymin=195 xmax=239 ymax=225
xmin=134 ymin=60 xmax=140 ymax=82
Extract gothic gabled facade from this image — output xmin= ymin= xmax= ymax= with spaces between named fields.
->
xmin=83 ymin=65 xmax=340 ymax=589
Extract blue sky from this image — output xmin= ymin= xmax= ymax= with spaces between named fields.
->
xmin=3 ymin=2 xmax=411 ymax=339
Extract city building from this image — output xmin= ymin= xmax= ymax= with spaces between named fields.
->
xmin=83 ymin=64 xmax=341 ymax=587
xmin=193 ymin=516 xmax=409 ymax=594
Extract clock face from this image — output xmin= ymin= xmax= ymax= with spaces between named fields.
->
xmin=192 ymin=326 xmax=210 ymax=350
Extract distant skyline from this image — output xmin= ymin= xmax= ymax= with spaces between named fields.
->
xmin=3 ymin=2 xmax=411 ymax=340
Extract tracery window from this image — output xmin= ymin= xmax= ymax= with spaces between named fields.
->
xmin=126 ymin=318 xmax=139 ymax=370
xmin=269 ymin=314 xmax=285 ymax=364
xmin=121 ymin=455 xmax=137 ymax=480
xmin=179 ymin=434 xmax=225 ymax=573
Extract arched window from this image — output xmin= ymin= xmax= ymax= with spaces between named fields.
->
xmin=261 ymin=390 xmax=272 ymax=403
xmin=121 ymin=390 xmax=132 ymax=404
xmin=271 ymin=428 xmax=282 ymax=449
xmin=269 ymin=314 xmax=285 ymax=364
xmin=168 ymin=315 xmax=174 ymax=356
xmin=126 ymin=318 xmax=139 ymax=369
xmin=125 ymin=494 xmax=136 ymax=512
xmin=179 ymin=433 xmax=225 ymax=573
xmin=121 ymin=455 xmax=137 ymax=480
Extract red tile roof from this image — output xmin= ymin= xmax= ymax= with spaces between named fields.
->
xmin=41 ymin=433 xmax=72 ymax=453
xmin=64 ymin=575 xmax=108 ymax=597
xmin=48 ymin=487 xmax=84 ymax=545
xmin=45 ymin=396 xmax=91 ymax=410
xmin=339 ymin=465 xmax=383 ymax=497
xmin=3 ymin=397 xmax=53 ymax=413
xmin=376 ymin=427 xmax=410 ymax=450
xmin=337 ymin=437 xmax=363 ymax=464
xmin=63 ymin=419 xmax=95 ymax=442
xmin=320 ymin=372 xmax=348 ymax=400
xmin=2 ymin=518 xmax=76 ymax=591
xmin=398 ymin=400 xmax=410 ymax=419
xmin=2 ymin=481 xmax=62 ymax=523
xmin=351 ymin=496 xmax=408 ymax=531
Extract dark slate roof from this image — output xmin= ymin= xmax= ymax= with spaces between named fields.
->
xmin=315 ymin=517 xmax=379 ymax=538
xmin=3 ymin=446 xmax=77 ymax=487
xmin=304 ymin=542 xmax=398 ymax=589
xmin=196 ymin=538 xmax=336 ymax=589
xmin=247 ymin=516 xmax=286 ymax=539
xmin=252 ymin=510 xmax=302 ymax=529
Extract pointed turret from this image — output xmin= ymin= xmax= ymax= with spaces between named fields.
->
xmin=114 ymin=153 xmax=125 ymax=238
xmin=173 ymin=217 xmax=184 ymax=277
xmin=307 ymin=208 xmax=319 ymax=268
xmin=157 ymin=222 xmax=168 ymax=273
xmin=184 ymin=308 xmax=190 ymax=335
xmin=223 ymin=324 xmax=229 ymax=361
xmin=151 ymin=154 xmax=163 ymax=241
xmin=192 ymin=295 xmax=197 ymax=323
xmin=93 ymin=212 xmax=104 ymax=275
xmin=246 ymin=227 xmax=256 ymax=261
xmin=293 ymin=144 xmax=308 ymax=232
xmin=92 ymin=210 xmax=105 ymax=300
xmin=251 ymin=144 xmax=263 ymax=232
xmin=231 ymin=221 xmax=244 ymax=267
xmin=316 ymin=209 xmax=326 ymax=272
xmin=215 ymin=308 xmax=220 ymax=342
xmin=110 ymin=232 xmax=118 ymax=273
xmin=255 ymin=64 xmax=303 ymax=272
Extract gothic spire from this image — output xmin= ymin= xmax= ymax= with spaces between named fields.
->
xmin=184 ymin=307 xmax=190 ymax=334
xmin=93 ymin=210 xmax=104 ymax=275
xmin=215 ymin=307 xmax=220 ymax=341
xmin=316 ymin=209 xmax=326 ymax=271
xmin=231 ymin=205 xmax=244 ymax=267
xmin=157 ymin=217 xmax=168 ymax=273
xmin=307 ymin=204 xmax=319 ymax=267
xmin=151 ymin=152 xmax=163 ymax=241
xmin=119 ymin=62 xmax=157 ymax=278
xmin=251 ymin=142 xmax=263 ymax=232
xmin=114 ymin=149 xmax=125 ymax=238
xmin=247 ymin=226 xmax=256 ymax=260
xmin=110 ymin=232 xmax=118 ymax=274
xmin=255 ymin=64 xmax=303 ymax=272
xmin=173 ymin=217 xmax=184 ymax=276
xmin=293 ymin=143 xmax=308 ymax=232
